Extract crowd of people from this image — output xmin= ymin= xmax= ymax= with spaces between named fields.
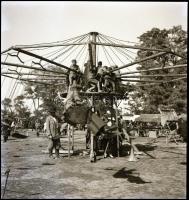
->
xmin=67 ymin=59 xmax=121 ymax=93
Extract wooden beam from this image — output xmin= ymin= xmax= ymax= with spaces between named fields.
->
xmin=135 ymin=77 xmax=187 ymax=87
xmin=91 ymin=42 xmax=186 ymax=59
xmin=13 ymin=48 xmax=77 ymax=73
xmin=1 ymin=72 xmax=67 ymax=77
xmin=120 ymin=74 xmax=187 ymax=78
xmin=111 ymin=52 xmax=168 ymax=72
xmin=19 ymin=78 xmax=66 ymax=81
xmin=1 ymin=62 xmax=68 ymax=75
xmin=2 ymin=74 xmax=51 ymax=85
xmin=121 ymin=79 xmax=186 ymax=83
xmin=12 ymin=42 xmax=87 ymax=49
xmin=120 ymin=64 xmax=187 ymax=75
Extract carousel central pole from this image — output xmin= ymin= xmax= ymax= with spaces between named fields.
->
xmin=88 ymin=32 xmax=98 ymax=162
xmin=90 ymin=32 xmax=98 ymax=67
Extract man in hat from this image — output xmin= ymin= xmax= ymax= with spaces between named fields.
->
xmin=64 ymin=59 xmax=83 ymax=111
xmin=96 ymin=61 xmax=104 ymax=92
xmin=69 ymin=59 xmax=81 ymax=86
xmin=46 ymin=108 xmax=61 ymax=159
xmin=112 ymin=65 xmax=121 ymax=91
xmin=35 ymin=119 xmax=41 ymax=137
xmin=1 ymin=117 xmax=11 ymax=142
xmin=103 ymin=66 xmax=116 ymax=92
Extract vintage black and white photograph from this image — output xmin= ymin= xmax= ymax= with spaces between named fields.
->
xmin=1 ymin=1 xmax=187 ymax=199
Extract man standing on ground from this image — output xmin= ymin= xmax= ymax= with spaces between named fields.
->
xmin=46 ymin=109 xmax=61 ymax=159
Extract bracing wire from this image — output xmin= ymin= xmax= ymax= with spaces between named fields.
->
xmin=16 ymin=33 xmax=88 ymax=48
xmin=75 ymin=36 xmax=90 ymax=61
xmin=99 ymin=35 xmax=117 ymax=65
xmin=58 ymin=34 xmax=89 ymax=63
xmin=17 ymin=33 xmax=89 ymax=65
xmin=49 ymin=34 xmax=89 ymax=62
xmin=1 ymin=54 xmax=9 ymax=88
xmin=98 ymin=37 xmax=111 ymax=66
xmin=100 ymin=33 xmax=141 ymax=45
xmin=98 ymin=35 xmax=125 ymax=65
xmin=100 ymin=33 xmax=137 ymax=59
xmin=99 ymin=34 xmax=135 ymax=64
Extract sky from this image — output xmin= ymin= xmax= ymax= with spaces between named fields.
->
xmin=1 ymin=1 xmax=187 ymax=111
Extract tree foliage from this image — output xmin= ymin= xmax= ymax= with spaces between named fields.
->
xmin=23 ymin=66 xmax=67 ymax=121
xmin=129 ymin=26 xmax=187 ymax=114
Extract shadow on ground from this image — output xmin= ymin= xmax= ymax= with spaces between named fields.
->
xmin=112 ymin=167 xmax=152 ymax=184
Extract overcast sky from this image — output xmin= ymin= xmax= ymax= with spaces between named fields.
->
xmin=1 ymin=1 xmax=187 ymax=106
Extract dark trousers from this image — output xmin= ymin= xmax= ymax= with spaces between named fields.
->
xmin=48 ymin=138 xmax=61 ymax=157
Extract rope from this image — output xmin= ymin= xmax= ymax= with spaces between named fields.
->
xmin=9 ymin=68 xmax=23 ymax=99
xmin=1 ymin=54 xmax=9 ymax=89
xmin=100 ymin=33 xmax=140 ymax=45
xmin=98 ymin=37 xmax=111 ymax=66
xmin=59 ymin=34 xmax=89 ymax=63
xmin=49 ymin=34 xmax=88 ymax=62
xmin=99 ymin=34 xmax=135 ymax=63
xmin=75 ymin=43 xmax=88 ymax=61
xmin=98 ymin=35 xmax=125 ymax=65
xmin=15 ymin=33 xmax=89 ymax=48
xmin=18 ymin=34 xmax=89 ymax=64
xmin=98 ymin=35 xmax=116 ymax=65
xmin=135 ymin=77 xmax=187 ymax=87
xmin=96 ymin=36 xmax=99 ymax=64
xmin=82 ymin=48 xmax=89 ymax=73
xmin=100 ymin=33 xmax=137 ymax=58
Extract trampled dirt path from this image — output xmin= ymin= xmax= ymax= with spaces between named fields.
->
xmin=1 ymin=130 xmax=186 ymax=199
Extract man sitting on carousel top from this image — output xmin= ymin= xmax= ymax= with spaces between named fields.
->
xmin=84 ymin=60 xmax=98 ymax=92
xmin=103 ymin=66 xmax=116 ymax=93
xmin=96 ymin=61 xmax=104 ymax=92
xmin=112 ymin=65 xmax=121 ymax=91
xmin=64 ymin=59 xmax=83 ymax=112
xmin=69 ymin=59 xmax=81 ymax=86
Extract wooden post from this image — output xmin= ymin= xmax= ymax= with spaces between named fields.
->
xmin=71 ymin=126 xmax=74 ymax=151
xmin=89 ymin=94 xmax=96 ymax=162
xmin=114 ymin=98 xmax=120 ymax=157
xmin=128 ymin=137 xmax=137 ymax=162
xmin=90 ymin=131 xmax=95 ymax=162
xmin=90 ymin=32 xmax=98 ymax=67
xmin=68 ymin=124 xmax=71 ymax=158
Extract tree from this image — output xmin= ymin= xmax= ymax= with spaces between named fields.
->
xmin=23 ymin=66 xmax=67 ymax=121
xmin=13 ymin=95 xmax=31 ymax=128
xmin=1 ymin=98 xmax=16 ymax=124
xmin=129 ymin=26 xmax=187 ymax=114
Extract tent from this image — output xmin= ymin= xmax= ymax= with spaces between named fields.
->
xmin=135 ymin=114 xmax=161 ymax=123
xmin=158 ymin=108 xmax=178 ymax=126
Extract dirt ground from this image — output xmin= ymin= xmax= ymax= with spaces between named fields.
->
xmin=1 ymin=129 xmax=186 ymax=199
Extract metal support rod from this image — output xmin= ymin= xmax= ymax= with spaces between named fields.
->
xmin=121 ymin=78 xmax=186 ymax=83
xmin=2 ymin=169 xmax=10 ymax=199
xmin=12 ymin=42 xmax=87 ymax=49
xmin=90 ymin=41 xmax=186 ymax=59
xmin=89 ymin=94 xmax=96 ymax=162
xmin=1 ymin=47 xmax=13 ymax=54
xmin=14 ymin=78 xmax=67 ymax=81
xmin=1 ymin=62 xmax=68 ymax=75
xmin=114 ymin=98 xmax=119 ymax=157
xmin=88 ymin=43 xmax=93 ymax=67
xmin=111 ymin=52 xmax=168 ymax=72
xmin=68 ymin=125 xmax=71 ymax=158
xmin=2 ymin=74 xmax=52 ymax=85
xmin=1 ymin=72 xmax=67 ymax=77
xmin=12 ymin=48 xmax=78 ymax=73
xmin=71 ymin=126 xmax=74 ymax=151
xmin=90 ymin=32 xmax=98 ymax=66
xmin=135 ymin=77 xmax=187 ymax=87
xmin=120 ymin=74 xmax=187 ymax=78
xmin=120 ymin=64 xmax=187 ymax=75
